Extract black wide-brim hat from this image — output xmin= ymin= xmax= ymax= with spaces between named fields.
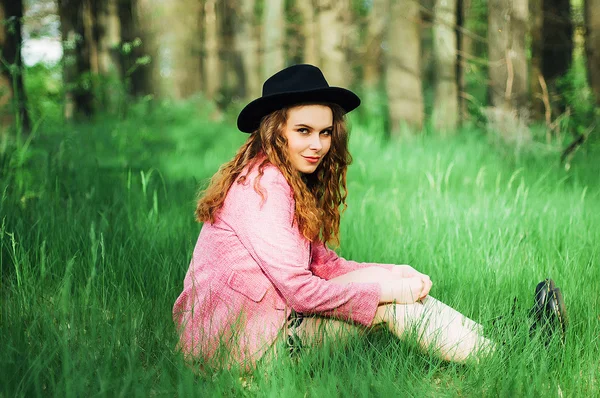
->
xmin=237 ymin=64 xmax=361 ymax=133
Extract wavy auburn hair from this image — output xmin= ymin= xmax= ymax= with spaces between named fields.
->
xmin=195 ymin=103 xmax=352 ymax=246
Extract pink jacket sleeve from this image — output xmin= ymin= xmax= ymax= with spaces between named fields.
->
xmin=310 ymin=243 xmax=396 ymax=280
xmin=225 ymin=167 xmax=381 ymax=327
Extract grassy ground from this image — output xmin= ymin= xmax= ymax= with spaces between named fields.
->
xmin=1 ymin=100 xmax=599 ymax=397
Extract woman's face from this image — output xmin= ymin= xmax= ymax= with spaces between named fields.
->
xmin=283 ymin=105 xmax=333 ymax=174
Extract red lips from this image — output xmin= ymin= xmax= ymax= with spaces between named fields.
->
xmin=302 ymin=156 xmax=320 ymax=163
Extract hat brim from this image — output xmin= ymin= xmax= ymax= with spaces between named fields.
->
xmin=237 ymin=87 xmax=361 ymax=133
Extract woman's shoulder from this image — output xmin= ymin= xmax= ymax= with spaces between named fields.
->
xmin=224 ymin=161 xmax=293 ymax=207
xmin=241 ymin=161 xmax=291 ymax=192
xmin=221 ymin=161 xmax=293 ymax=220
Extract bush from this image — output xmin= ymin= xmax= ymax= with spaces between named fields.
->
xmin=23 ymin=63 xmax=63 ymax=124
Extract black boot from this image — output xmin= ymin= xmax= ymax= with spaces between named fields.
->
xmin=529 ymin=278 xmax=568 ymax=345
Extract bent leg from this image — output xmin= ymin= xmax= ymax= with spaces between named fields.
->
xmin=375 ymin=299 xmax=494 ymax=362
xmin=326 ymin=267 xmax=494 ymax=362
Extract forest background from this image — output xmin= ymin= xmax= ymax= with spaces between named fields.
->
xmin=1 ymin=0 xmax=599 ymax=396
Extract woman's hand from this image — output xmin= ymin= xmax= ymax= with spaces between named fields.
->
xmin=328 ymin=265 xmax=432 ymax=303
xmin=379 ymin=276 xmax=430 ymax=304
xmin=390 ymin=265 xmax=432 ymax=300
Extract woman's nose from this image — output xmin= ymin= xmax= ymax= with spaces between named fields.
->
xmin=309 ymin=134 xmax=323 ymax=151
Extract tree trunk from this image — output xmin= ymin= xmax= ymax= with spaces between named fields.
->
xmin=421 ymin=0 xmax=435 ymax=82
xmin=298 ymin=0 xmax=320 ymax=66
xmin=171 ymin=0 xmax=203 ymax=99
xmin=317 ymin=0 xmax=352 ymax=86
xmin=285 ymin=1 xmax=303 ymax=65
xmin=363 ymin=0 xmax=386 ymax=88
xmin=92 ymin=0 xmax=122 ymax=110
xmin=83 ymin=0 xmax=98 ymax=75
xmin=385 ymin=0 xmax=424 ymax=134
xmin=0 ymin=0 xmax=30 ymax=133
xmin=509 ymin=0 xmax=529 ymax=114
xmin=529 ymin=0 xmax=545 ymax=119
xmin=542 ymin=0 xmax=572 ymax=82
xmin=585 ymin=0 xmax=600 ymax=105
xmin=219 ymin=0 xmax=245 ymax=104
xmin=239 ymin=0 xmax=260 ymax=98
xmin=262 ymin=0 xmax=285 ymax=80
xmin=432 ymin=0 xmax=459 ymax=132
xmin=95 ymin=0 xmax=122 ymax=78
xmin=58 ymin=0 xmax=94 ymax=119
xmin=487 ymin=0 xmax=529 ymax=113
xmin=203 ymin=0 xmax=220 ymax=99
xmin=119 ymin=0 xmax=157 ymax=98
xmin=456 ymin=0 xmax=472 ymax=122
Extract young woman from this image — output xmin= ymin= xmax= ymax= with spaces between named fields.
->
xmin=172 ymin=64 xmax=566 ymax=370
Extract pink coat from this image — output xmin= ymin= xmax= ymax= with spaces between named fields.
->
xmin=172 ymin=162 xmax=394 ymax=366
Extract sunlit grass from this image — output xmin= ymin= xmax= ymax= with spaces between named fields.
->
xmin=1 ymin=101 xmax=599 ymax=396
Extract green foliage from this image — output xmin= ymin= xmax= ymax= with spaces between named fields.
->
xmin=464 ymin=0 xmax=489 ymax=59
xmin=351 ymin=86 xmax=389 ymax=140
xmin=554 ymin=51 xmax=599 ymax=137
xmin=1 ymin=99 xmax=600 ymax=396
xmin=23 ymin=63 xmax=63 ymax=124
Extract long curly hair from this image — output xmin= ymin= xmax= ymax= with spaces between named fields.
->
xmin=195 ymin=103 xmax=352 ymax=246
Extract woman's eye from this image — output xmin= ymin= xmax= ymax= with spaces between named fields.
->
xmin=298 ymin=128 xmax=309 ymax=134
xmin=321 ymin=130 xmax=332 ymax=136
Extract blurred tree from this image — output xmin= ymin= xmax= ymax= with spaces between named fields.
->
xmin=71 ymin=0 xmax=121 ymax=110
xmin=487 ymin=0 xmax=529 ymax=114
xmin=456 ymin=0 xmax=476 ymax=122
xmin=58 ymin=0 xmax=156 ymax=119
xmin=420 ymin=0 xmax=435 ymax=90
xmin=432 ymin=0 xmax=458 ymax=131
xmin=83 ymin=2 xmax=98 ymax=76
xmin=529 ymin=0 xmax=573 ymax=118
xmin=119 ymin=0 xmax=156 ymax=98
xmin=363 ymin=0 xmax=386 ymax=88
xmin=203 ymin=0 xmax=220 ymax=99
xmin=385 ymin=0 xmax=424 ymax=134
xmin=530 ymin=0 xmax=545 ymax=119
xmin=586 ymin=0 xmax=600 ymax=105
xmin=285 ymin=0 xmax=303 ymax=65
xmin=317 ymin=0 xmax=352 ymax=86
xmin=262 ymin=0 xmax=285 ymax=80
xmin=92 ymin=0 xmax=122 ymax=110
xmin=57 ymin=0 xmax=93 ymax=119
xmin=220 ymin=0 xmax=245 ymax=103
xmin=542 ymin=0 xmax=572 ymax=84
xmin=297 ymin=0 xmax=320 ymax=66
xmin=238 ymin=0 xmax=260 ymax=99
xmin=0 ymin=0 xmax=30 ymax=133
xmin=171 ymin=0 xmax=203 ymax=99
xmin=345 ymin=0 xmax=360 ymax=85
xmin=95 ymin=0 xmax=121 ymax=76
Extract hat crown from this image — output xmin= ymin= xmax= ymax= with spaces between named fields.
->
xmin=262 ymin=64 xmax=330 ymax=96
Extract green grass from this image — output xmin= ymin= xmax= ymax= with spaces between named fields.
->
xmin=1 ymin=100 xmax=599 ymax=397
